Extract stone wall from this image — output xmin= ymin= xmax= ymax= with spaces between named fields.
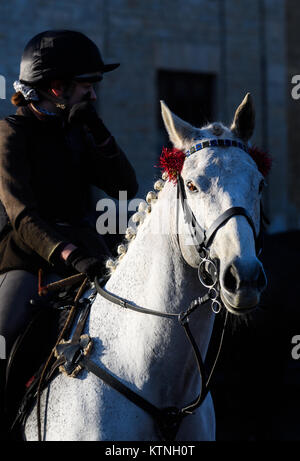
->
xmin=0 ymin=0 xmax=295 ymax=231
xmin=286 ymin=0 xmax=300 ymax=228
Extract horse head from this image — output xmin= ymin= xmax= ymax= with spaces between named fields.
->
xmin=161 ymin=93 xmax=268 ymax=315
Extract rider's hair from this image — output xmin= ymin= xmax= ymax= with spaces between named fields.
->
xmin=11 ymin=91 xmax=28 ymax=107
xmin=11 ymin=79 xmax=75 ymax=107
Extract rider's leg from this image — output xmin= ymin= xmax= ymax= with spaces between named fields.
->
xmin=0 ymin=271 xmax=41 ymax=356
xmin=0 ymin=270 xmax=61 ymax=439
xmin=0 ymin=270 xmax=40 ymax=440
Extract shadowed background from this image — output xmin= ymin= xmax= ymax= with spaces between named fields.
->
xmin=0 ymin=0 xmax=299 ymax=440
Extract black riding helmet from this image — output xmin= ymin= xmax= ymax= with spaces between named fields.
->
xmin=19 ymin=29 xmax=120 ymax=86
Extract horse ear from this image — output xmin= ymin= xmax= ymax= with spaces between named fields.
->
xmin=160 ymin=100 xmax=195 ymax=149
xmin=230 ymin=93 xmax=255 ymax=142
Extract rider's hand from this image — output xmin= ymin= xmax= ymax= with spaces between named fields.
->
xmin=65 ymin=247 xmax=105 ymax=280
xmin=68 ymin=101 xmax=111 ymax=145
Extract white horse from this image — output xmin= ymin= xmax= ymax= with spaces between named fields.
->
xmin=24 ymin=93 xmax=267 ymax=441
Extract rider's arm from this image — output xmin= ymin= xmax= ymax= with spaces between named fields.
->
xmin=88 ymin=135 xmax=139 ymax=200
xmin=0 ymin=120 xmax=68 ymax=263
xmin=68 ymin=102 xmax=138 ymax=200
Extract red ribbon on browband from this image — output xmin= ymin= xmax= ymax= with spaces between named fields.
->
xmin=158 ymin=147 xmax=186 ymax=183
xmin=158 ymin=145 xmax=272 ymax=182
xmin=248 ymin=146 xmax=272 ymax=177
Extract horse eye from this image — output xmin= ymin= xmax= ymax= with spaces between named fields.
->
xmin=259 ymin=179 xmax=265 ymax=194
xmin=186 ymin=180 xmax=198 ymax=193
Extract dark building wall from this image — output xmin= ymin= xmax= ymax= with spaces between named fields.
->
xmin=286 ymin=0 xmax=300 ymax=227
xmin=0 ymin=0 xmax=294 ymax=231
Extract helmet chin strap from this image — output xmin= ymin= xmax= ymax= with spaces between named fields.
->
xmin=36 ymin=88 xmax=68 ymax=112
xmin=35 ymin=84 xmax=95 ymax=118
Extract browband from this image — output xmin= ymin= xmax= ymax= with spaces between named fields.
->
xmin=185 ymin=138 xmax=249 ymax=157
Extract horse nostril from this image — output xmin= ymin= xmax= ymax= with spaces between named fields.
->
xmin=222 ymin=259 xmax=267 ymax=294
xmin=223 ymin=265 xmax=238 ymax=293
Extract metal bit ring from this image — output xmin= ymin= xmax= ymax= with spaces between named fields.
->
xmin=212 ymin=300 xmax=222 ymax=314
xmin=198 ymin=259 xmax=218 ymax=288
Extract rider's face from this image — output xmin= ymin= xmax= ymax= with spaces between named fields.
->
xmin=68 ymin=81 xmax=98 ymax=106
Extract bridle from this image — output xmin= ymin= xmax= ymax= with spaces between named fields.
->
xmin=32 ymin=138 xmax=266 ymax=441
xmin=176 ymin=138 xmax=265 ymax=313
xmin=177 ymin=175 xmax=256 ymax=313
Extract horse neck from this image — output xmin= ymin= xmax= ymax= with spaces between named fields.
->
xmin=106 ymin=181 xmax=204 ymax=311
xmin=90 ymin=182 xmax=215 ymax=393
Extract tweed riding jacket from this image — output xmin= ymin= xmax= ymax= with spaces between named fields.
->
xmin=0 ymin=105 xmax=138 ymax=275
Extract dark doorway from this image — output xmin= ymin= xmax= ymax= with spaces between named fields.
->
xmin=156 ymin=69 xmax=216 ymax=151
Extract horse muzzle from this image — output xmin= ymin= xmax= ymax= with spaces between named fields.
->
xmin=220 ymin=257 xmax=267 ymax=315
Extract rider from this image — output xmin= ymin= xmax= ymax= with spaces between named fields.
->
xmin=0 ymin=29 xmax=138 ymax=430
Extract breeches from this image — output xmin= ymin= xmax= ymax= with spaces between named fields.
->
xmin=0 ymin=270 xmax=59 ymax=358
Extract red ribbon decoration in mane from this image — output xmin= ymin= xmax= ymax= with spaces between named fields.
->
xmin=159 ymin=145 xmax=272 ymax=183
xmin=248 ymin=146 xmax=272 ymax=177
xmin=159 ymin=147 xmax=186 ymax=183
